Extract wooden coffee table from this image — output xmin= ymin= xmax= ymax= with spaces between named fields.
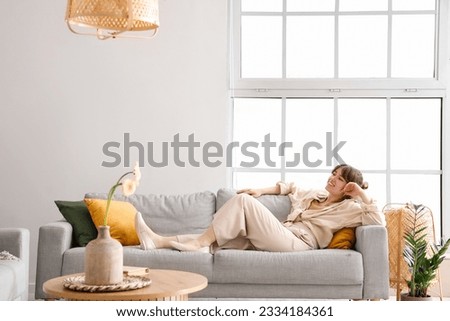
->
xmin=43 ymin=269 xmax=208 ymax=301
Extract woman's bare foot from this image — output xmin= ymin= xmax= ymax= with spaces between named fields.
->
xmin=135 ymin=212 xmax=175 ymax=250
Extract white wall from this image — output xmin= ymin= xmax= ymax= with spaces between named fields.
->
xmin=0 ymin=0 xmax=229 ymax=294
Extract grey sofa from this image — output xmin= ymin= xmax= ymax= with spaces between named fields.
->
xmin=0 ymin=228 xmax=30 ymax=300
xmin=35 ymin=189 xmax=389 ymax=300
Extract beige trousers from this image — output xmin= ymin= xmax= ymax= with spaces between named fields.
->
xmin=209 ymin=194 xmax=317 ymax=252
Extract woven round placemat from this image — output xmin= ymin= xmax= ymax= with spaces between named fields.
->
xmin=63 ymin=275 xmax=152 ymax=293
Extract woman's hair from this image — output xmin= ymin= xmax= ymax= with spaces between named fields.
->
xmin=333 ymin=164 xmax=369 ymax=190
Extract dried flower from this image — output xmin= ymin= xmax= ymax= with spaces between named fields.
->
xmin=133 ymin=162 xmax=142 ymax=183
xmin=104 ymin=161 xmax=141 ymax=226
xmin=122 ymin=179 xmax=137 ymax=196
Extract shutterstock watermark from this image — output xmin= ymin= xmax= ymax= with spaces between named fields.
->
xmin=102 ymin=133 xmax=346 ymax=168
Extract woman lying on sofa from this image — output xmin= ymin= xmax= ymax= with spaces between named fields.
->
xmin=135 ymin=164 xmax=385 ymax=252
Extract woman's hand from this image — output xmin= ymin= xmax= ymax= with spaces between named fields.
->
xmin=343 ymin=182 xmax=371 ymax=204
xmin=237 ymin=188 xmax=262 ymax=198
xmin=343 ymin=182 xmax=362 ymax=198
xmin=237 ymin=185 xmax=281 ymax=198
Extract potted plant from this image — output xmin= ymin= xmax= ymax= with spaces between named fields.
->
xmin=402 ymin=203 xmax=450 ymax=300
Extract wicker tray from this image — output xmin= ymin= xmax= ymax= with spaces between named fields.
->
xmin=63 ymin=275 xmax=152 ymax=293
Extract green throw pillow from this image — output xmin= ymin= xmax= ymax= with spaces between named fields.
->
xmin=54 ymin=200 xmax=98 ymax=247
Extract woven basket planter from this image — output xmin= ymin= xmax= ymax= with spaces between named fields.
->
xmin=383 ymin=203 xmax=440 ymax=300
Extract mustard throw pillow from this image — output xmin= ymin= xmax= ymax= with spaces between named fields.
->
xmin=326 ymin=227 xmax=356 ymax=249
xmin=84 ymin=198 xmax=139 ymax=246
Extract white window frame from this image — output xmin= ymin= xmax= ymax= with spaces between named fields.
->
xmin=228 ymin=0 xmax=450 ymax=241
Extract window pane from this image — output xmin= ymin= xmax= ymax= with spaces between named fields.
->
xmin=362 ymin=173 xmax=386 ymax=209
xmin=391 ymin=15 xmax=435 ymax=78
xmin=391 ymin=174 xmax=441 ymax=241
xmin=287 ymin=0 xmax=335 ymax=12
xmin=285 ymin=99 xmax=334 ymax=169
xmin=233 ymin=172 xmax=281 ymax=190
xmin=285 ymin=172 xmax=330 ymax=190
xmin=233 ymin=98 xmax=282 ymax=168
xmin=241 ymin=16 xmax=282 ymax=78
xmin=287 ymin=16 xmax=334 ymax=78
xmin=340 ymin=0 xmax=388 ymax=11
xmin=339 ymin=16 xmax=388 ymax=77
xmin=390 ymin=99 xmax=441 ymax=170
xmin=241 ymin=0 xmax=283 ymax=12
xmin=393 ymin=0 xmax=436 ymax=11
xmin=338 ymin=99 xmax=386 ymax=170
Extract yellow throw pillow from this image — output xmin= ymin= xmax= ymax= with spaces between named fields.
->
xmin=326 ymin=227 xmax=356 ymax=249
xmin=84 ymin=198 xmax=139 ymax=246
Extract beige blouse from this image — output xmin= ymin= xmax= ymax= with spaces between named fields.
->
xmin=277 ymin=181 xmax=385 ymax=249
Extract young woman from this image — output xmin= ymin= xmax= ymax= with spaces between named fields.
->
xmin=135 ymin=164 xmax=385 ymax=252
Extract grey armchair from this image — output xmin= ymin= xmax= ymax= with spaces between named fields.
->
xmin=0 ymin=228 xmax=30 ymax=300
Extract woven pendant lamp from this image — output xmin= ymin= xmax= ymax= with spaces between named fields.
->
xmin=65 ymin=0 xmax=159 ymax=40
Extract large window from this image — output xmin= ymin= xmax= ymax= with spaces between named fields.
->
xmin=230 ymin=0 xmax=448 ymax=241
xmin=237 ymin=0 xmax=437 ymax=80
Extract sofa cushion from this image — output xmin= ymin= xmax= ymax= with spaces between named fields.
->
xmin=123 ymin=247 xmax=214 ymax=280
xmin=54 ymin=200 xmax=98 ymax=247
xmin=84 ymin=199 xmax=140 ymax=246
xmin=216 ymin=188 xmax=291 ymax=222
xmin=212 ymin=249 xmax=363 ymax=285
xmin=326 ymin=227 xmax=356 ymax=249
xmin=85 ymin=191 xmax=216 ymax=236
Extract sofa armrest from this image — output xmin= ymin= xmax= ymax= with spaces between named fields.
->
xmin=35 ymin=221 xmax=73 ymax=299
xmin=0 ymin=228 xmax=30 ymax=260
xmin=355 ymin=225 xmax=390 ymax=300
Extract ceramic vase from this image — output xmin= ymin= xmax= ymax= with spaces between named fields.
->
xmin=84 ymin=225 xmax=123 ymax=285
